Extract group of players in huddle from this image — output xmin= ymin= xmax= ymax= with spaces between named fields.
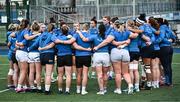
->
xmin=6 ymin=14 xmax=175 ymax=95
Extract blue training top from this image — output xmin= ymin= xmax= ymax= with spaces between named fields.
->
xmin=109 ymin=29 xmax=131 ymax=50
xmin=29 ymin=31 xmax=55 ymax=54
xmin=73 ymin=31 xmax=92 ymax=56
xmin=88 ymin=34 xmax=109 ymax=52
xmin=139 ymin=24 xmax=155 ymax=48
xmin=159 ymin=25 xmax=176 ymax=47
xmin=89 ymin=27 xmax=98 ymax=35
xmin=51 ymin=34 xmax=72 ymax=56
xmin=16 ymin=29 xmax=29 ymax=52
xmin=128 ymin=35 xmax=140 ymax=52
xmin=27 ymin=32 xmax=40 ymax=52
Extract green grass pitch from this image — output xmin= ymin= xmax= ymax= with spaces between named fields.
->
xmin=0 ymin=54 xmax=180 ymax=102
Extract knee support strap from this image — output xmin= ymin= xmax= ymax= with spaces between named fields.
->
xmin=144 ymin=65 xmax=151 ymax=74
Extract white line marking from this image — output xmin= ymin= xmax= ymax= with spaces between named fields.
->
xmin=0 ymin=89 xmax=9 ymax=93
xmin=0 ymin=64 xmax=9 ymax=65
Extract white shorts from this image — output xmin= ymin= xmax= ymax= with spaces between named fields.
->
xmin=110 ymin=48 xmax=130 ymax=62
xmin=28 ymin=52 xmax=40 ymax=63
xmin=129 ymin=63 xmax=138 ymax=70
xmin=16 ymin=50 xmax=29 ymax=62
xmin=92 ymin=52 xmax=110 ymax=67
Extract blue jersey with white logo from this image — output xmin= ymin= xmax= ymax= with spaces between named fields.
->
xmin=89 ymin=27 xmax=98 ymax=35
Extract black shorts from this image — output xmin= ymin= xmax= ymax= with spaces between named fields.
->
xmin=141 ymin=46 xmax=153 ymax=58
xmin=40 ymin=53 xmax=55 ymax=65
xmin=11 ymin=53 xmax=18 ymax=64
xmin=129 ymin=52 xmax=140 ymax=62
xmin=75 ymin=56 xmax=91 ymax=68
xmin=57 ymin=55 xmax=72 ymax=67
xmin=152 ymin=50 xmax=160 ymax=59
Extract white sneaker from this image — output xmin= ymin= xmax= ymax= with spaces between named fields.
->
xmin=114 ymin=89 xmax=122 ymax=94
xmin=81 ymin=90 xmax=88 ymax=95
xmin=156 ymin=84 xmax=160 ymax=88
xmin=97 ymin=91 xmax=104 ymax=95
xmin=134 ymin=87 xmax=140 ymax=92
xmin=128 ymin=86 xmax=133 ymax=94
xmin=51 ymin=78 xmax=57 ymax=83
xmin=76 ymin=89 xmax=81 ymax=94
xmin=104 ymin=89 xmax=107 ymax=94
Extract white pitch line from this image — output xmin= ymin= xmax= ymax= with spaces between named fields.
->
xmin=0 ymin=89 xmax=10 ymax=93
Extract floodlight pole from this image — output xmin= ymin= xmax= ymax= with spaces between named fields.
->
xmin=6 ymin=0 xmax=11 ymax=32
xmin=133 ymin=0 xmax=136 ymax=18
xmin=96 ymin=0 xmax=100 ymax=21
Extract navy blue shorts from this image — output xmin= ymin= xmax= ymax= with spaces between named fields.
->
xmin=11 ymin=53 xmax=18 ymax=64
xmin=141 ymin=46 xmax=153 ymax=58
xmin=75 ymin=56 xmax=91 ymax=68
xmin=129 ymin=52 xmax=140 ymax=62
xmin=57 ymin=55 xmax=72 ymax=67
xmin=152 ymin=50 xmax=160 ymax=59
xmin=40 ymin=53 xmax=55 ymax=65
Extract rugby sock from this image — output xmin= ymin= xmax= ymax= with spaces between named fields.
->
xmin=72 ymin=73 xmax=76 ymax=77
xmin=45 ymin=85 xmax=50 ymax=91
xmin=58 ymin=88 xmax=62 ymax=91
xmin=37 ymin=86 xmax=41 ymax=90
xmin=91 ymin=71 xmax=95 ymax=76
xmin=128 ymin=84 xmax=133 ymax=88
xmin=82 ymin=86 xmax=86 ymax=91
xmin=17 ymin=84 xmax=22 ymax=89
xmin=109 ymin=71 xmax=113 ymax=77
xmin=147 ymin=81 xmax=152 ymax=87
xmin=135 ymin=83 xmax=139 ymax=89
xmin=66 ymin=88 xmax=70 ymax=92
xmin=77 ymin=86 xmax=81 ymax=91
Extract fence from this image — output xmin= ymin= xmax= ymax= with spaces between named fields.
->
xmin=30 ymin=1 xmax=178 ymax=23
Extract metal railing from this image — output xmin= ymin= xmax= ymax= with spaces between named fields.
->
xmin=30 ymin=2 xmax=178 ymax=23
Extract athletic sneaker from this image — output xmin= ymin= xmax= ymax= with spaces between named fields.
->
xmin=51 ymin=78 xmax=57 ymax=83
xmin=145 ymin=86 xmax=152 ymax=90
xmin=24 ymin=87 xmax=31 ymax=92
xmin=97 ymin=91 xmax=104 ymax=95
xmin=134 ymin=87 xmax=140 ymax=92
xmin=104 ymin=89 xmax=107 ymax=94
xmin=108 ymin=76 xmax=113 ymax=80
xmin=91 ymin=74 xmax=96 ymax=79
xmin=37 ymin=89 xmax=43 ymax=93
xmin=81 ymin=90 xmax=88 ymax=95
xmin=16 ymin=88 xmax=25 ymax=93
xmin=44 ymin=91 xmax=51 ymax=95
xmin=127 ymin=86 xmax=134 ymax=94
xmin=114 ymin=89 xmax=122 ymax=94
xmin=7 ymin=85 xmax=15 ymax=89
xmin=76 ymin=89 xmax=81 ymax=94
xmin=58 ymin=90 xmax=63 ymax=94
xmin=64 ymin=91 xmax=70 ymax=95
